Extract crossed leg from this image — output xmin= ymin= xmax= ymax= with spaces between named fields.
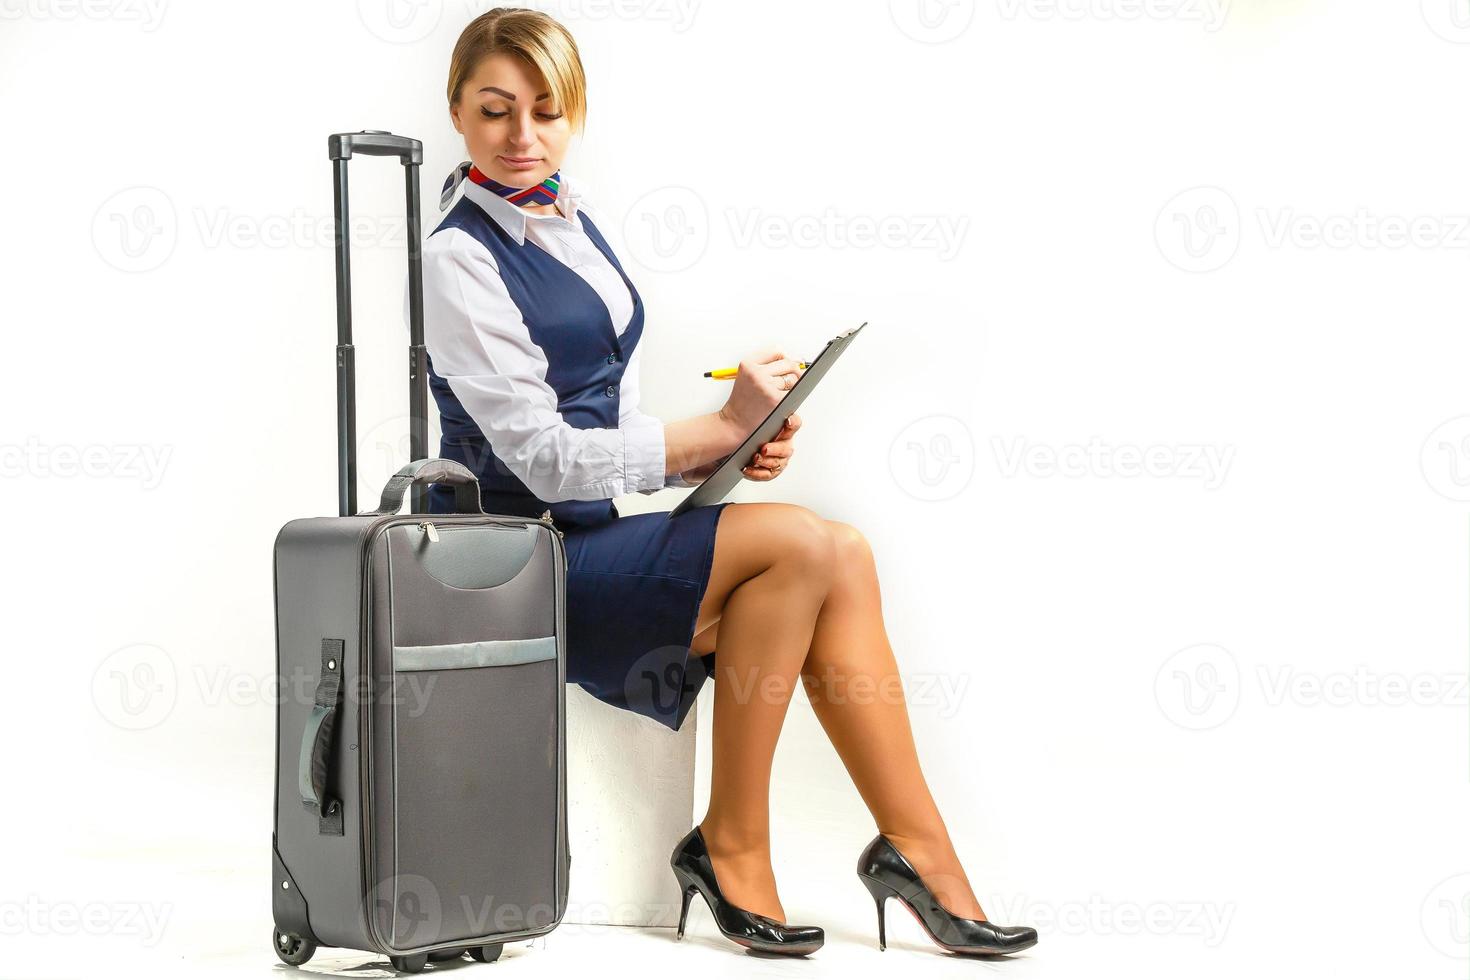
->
xmin=686 ymin=502 xmax=988 ymax=923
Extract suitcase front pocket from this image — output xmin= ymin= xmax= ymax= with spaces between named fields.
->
xmin=387 ymin=523 xmax=557 ymax=651
xmin=384 ymin=657 xmax=560 ymax=947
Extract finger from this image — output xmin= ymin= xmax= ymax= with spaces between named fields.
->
xmin=749 ymin=446 xmax=788 ymax=468
xmin=784 ymin=413 xmax=802 ymax=432
xmin=741 ymin=464 xmax=774 ymax=481
xmin=751 ymin=350 xmax=788 ymax=365
xmin=755 ymin=444 xmax=793 ymax=463
xmin=761 ymin=357 xmax=804 ymax=379
xmin=765 ymin=430 xmax=792 ymax=448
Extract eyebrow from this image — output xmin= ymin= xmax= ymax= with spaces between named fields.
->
xmin=478 ymin=86 xmax=550 ymax=102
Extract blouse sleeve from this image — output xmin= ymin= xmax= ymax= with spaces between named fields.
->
xmin=420 ymin=227 xmax=671 ymax=501
xmin=618 ymin=341 xmax=697 ymax=492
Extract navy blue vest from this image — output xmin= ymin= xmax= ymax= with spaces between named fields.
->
xmin=425 ymin=197 xmax=645 ymax=530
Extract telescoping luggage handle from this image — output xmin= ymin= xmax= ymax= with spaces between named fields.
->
xmin=329 ymin=129 xmax=430 ymax=517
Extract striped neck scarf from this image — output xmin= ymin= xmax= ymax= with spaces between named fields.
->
xmin=469 ymin=164 xmax=561 ymax=208
xmin=440 ymin=161 xmax=562 ymax=211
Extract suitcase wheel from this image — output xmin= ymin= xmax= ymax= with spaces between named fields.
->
xmin=468 ymin=943 xmax=503 ymax=962
xmin=389 ymin=953 xmax=429 ymax=973
xmin=272 ymin=928 xmax=316 ymax=966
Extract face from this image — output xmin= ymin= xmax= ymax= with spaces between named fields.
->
xmin=450 ymin=52 xmax=572 ymax=189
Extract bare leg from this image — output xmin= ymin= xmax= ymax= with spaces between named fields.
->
xmin=684 ymin=503 xmax=835 ymax=922
xmin=799 ymin=520 xmax=989 ymax=919
xmin=690 ymin=517 xmax=990 ymax=920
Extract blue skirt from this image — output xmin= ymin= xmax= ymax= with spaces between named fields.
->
xmin=561 ymin=500 xmax=733 ymax=732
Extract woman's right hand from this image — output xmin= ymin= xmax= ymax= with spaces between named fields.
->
xmin=716 ymin=349 xmax=806 ymax=435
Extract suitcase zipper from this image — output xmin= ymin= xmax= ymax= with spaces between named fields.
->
xmin=419 ymin=517 xmax=559 ymax=543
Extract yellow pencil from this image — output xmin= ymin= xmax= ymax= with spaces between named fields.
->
xmin=703 ymin=362 xmax=810 ymax=380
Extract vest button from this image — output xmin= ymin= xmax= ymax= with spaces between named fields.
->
xmin=606 ymin=353 xmax=618 ymax=364
xmin=605 ymin=385 xmax=616 ymax=397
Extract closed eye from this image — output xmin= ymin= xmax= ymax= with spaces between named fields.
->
xmin=480 ymin=107 xmax=564 ymax=121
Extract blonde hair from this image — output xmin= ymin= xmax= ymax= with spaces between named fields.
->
xmin=447 ymin=7 xmax=587 ymax=133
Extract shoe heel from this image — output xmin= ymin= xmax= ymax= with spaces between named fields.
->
xmin=858 ymin=874 xmax=900 ymax=951
xmin=673 ymin=870 xmax=700 ymax=940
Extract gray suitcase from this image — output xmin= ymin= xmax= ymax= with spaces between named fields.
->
xmin=270 ymin=131 xmax=569 ymax=974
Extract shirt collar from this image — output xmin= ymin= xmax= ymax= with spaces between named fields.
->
xmin=460 ymin=172 xmax=583 ymax=246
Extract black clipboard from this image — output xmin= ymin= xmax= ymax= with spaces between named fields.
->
xmin=668 ymin=322 xmax=867 ymax=519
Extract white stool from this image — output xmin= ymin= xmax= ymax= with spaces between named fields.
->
xmin=564 ymin=683 xmax=701 ymax=927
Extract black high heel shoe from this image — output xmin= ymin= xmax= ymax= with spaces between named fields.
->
xmin=670 ymin=826 xmax=824 ymax=956
xmin=856 ymin=833 xmax=1038 ymax=955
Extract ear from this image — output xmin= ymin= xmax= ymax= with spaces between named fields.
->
xmin=449 ymin=101 xmax=463 ymax=136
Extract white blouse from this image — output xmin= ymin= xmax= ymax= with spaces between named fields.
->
xmin=413 ymin=172 xmax=694 ymax=501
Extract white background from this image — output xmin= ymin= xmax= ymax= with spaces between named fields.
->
xmin=3 ymin=0 xmax=1468 ymax=977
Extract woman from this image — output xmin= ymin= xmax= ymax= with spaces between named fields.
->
xmin=423 ymin=7 xmax=1038 ymax=959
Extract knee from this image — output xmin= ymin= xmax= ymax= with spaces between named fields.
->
xmin=770 ymin=505 xmax=839 ymax=588
xmin=824 ymin=520 xmax=874 ymax=573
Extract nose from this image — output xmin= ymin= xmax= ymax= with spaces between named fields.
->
xmin=506 ymin=112 xmax=537 ymax=151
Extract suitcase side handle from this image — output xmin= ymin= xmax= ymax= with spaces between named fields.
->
xmin=364 ymin=458 xmax=485 ymax=516
xmin=299 ymin=639 xmax=346 ymax=836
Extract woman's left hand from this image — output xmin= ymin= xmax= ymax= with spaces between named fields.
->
xmin=740 ymin=413 xmax=800 ymax=481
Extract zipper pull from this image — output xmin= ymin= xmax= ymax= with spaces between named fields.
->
xmin=540 ymin=509 xmax=564 ymax=539
xmin=419 ymin=521 xmax=439 ymax=543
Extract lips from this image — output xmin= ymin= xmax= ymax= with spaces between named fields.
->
xmin=498 ymin=155 xmax=541 ymax=171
